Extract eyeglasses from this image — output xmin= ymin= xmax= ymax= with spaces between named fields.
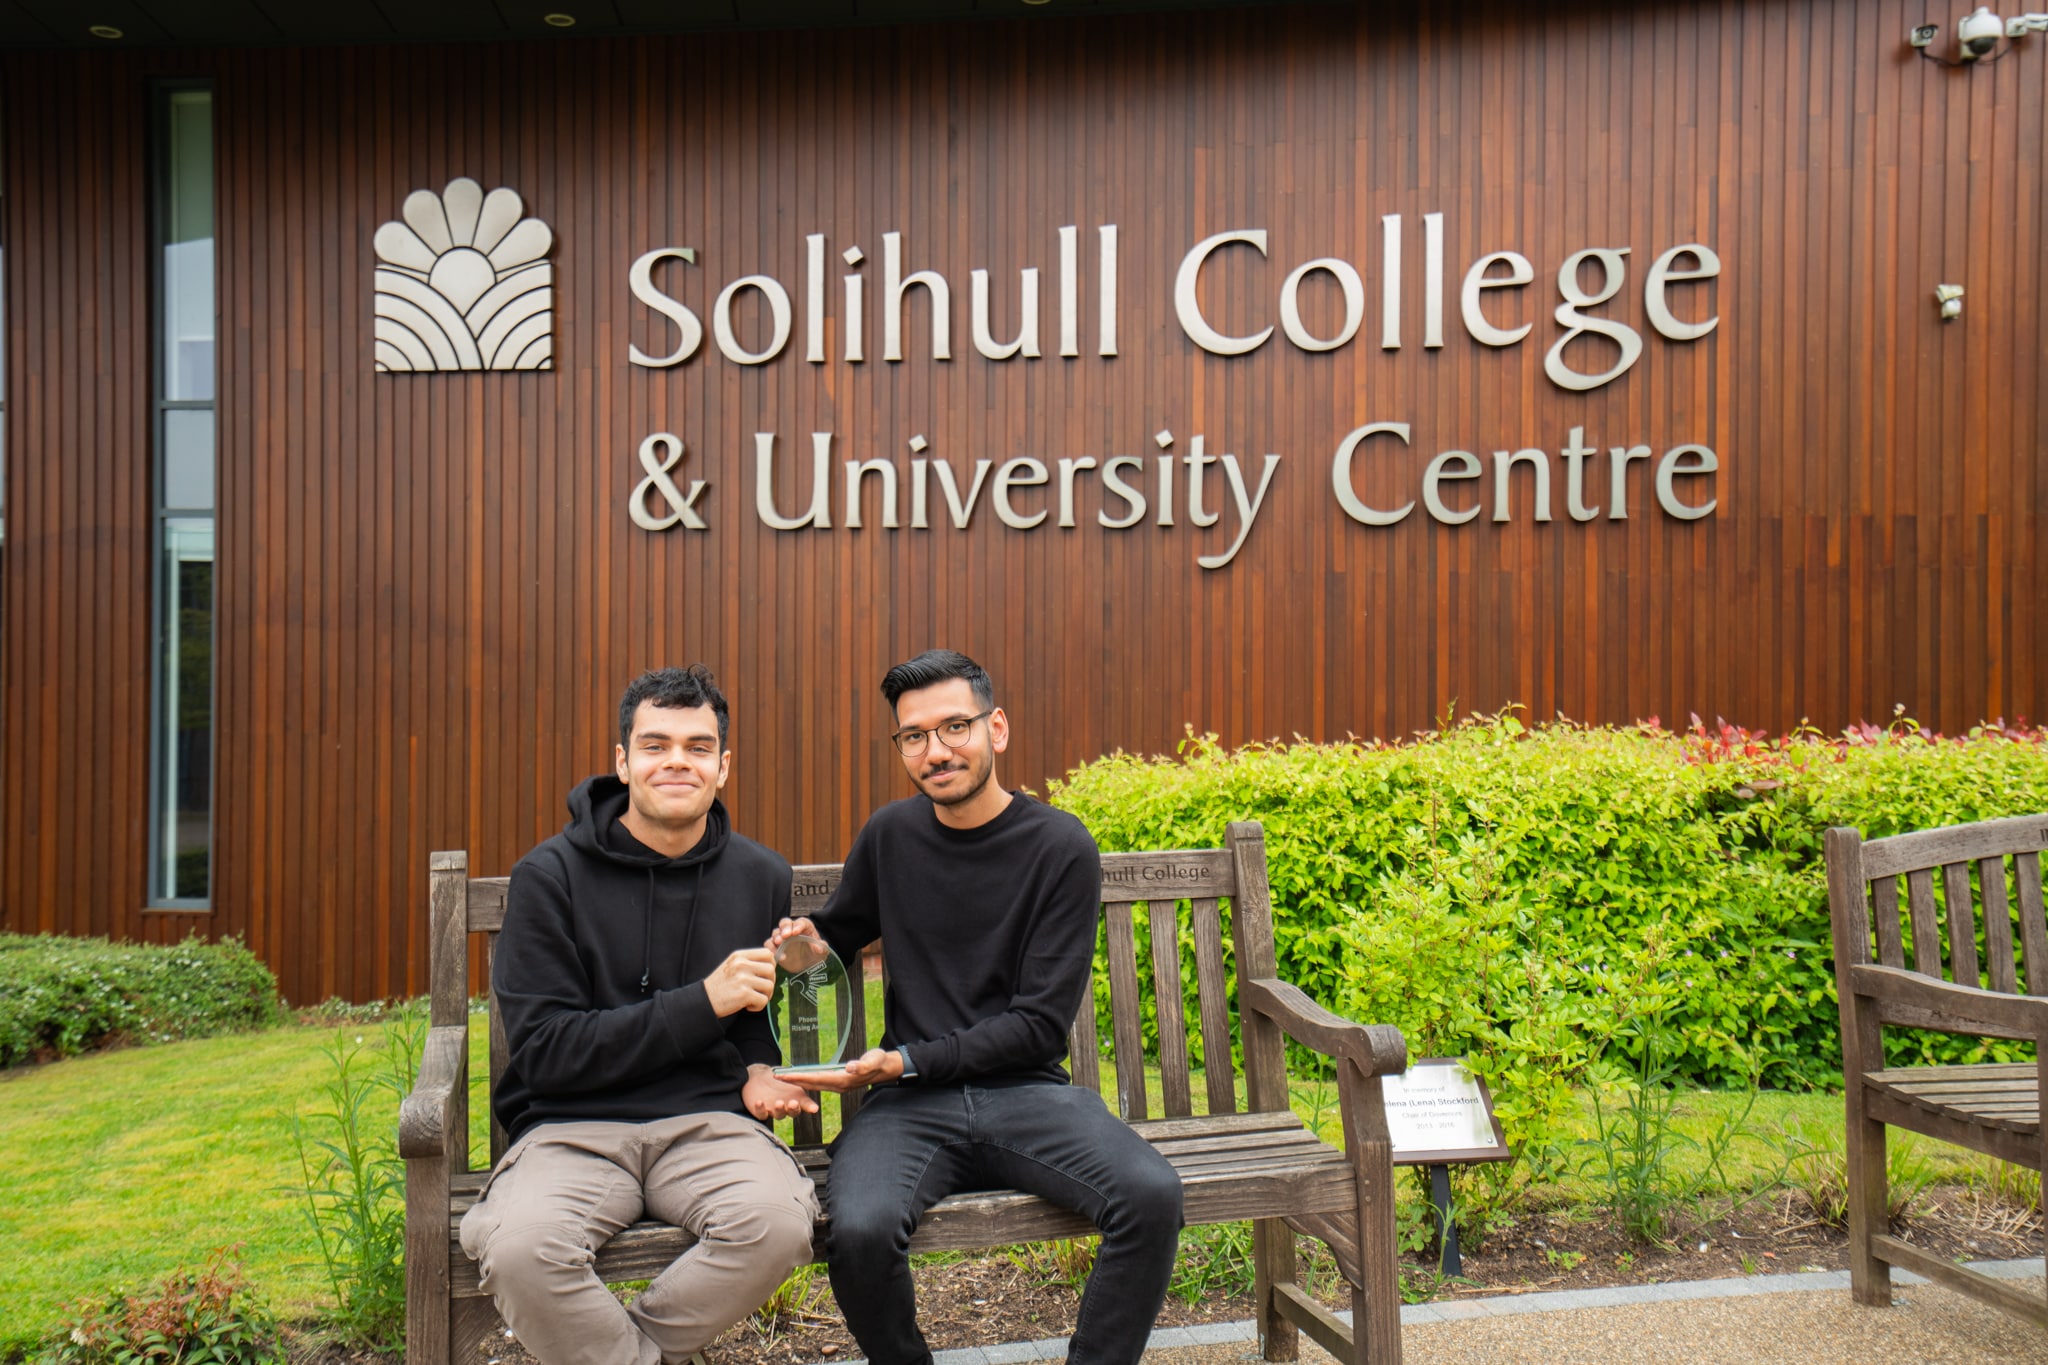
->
xmin=890 ymin=709 xmax=994 ymax=757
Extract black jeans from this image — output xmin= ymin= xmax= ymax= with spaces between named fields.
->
xmin=823 ymin=1082 xmax=1184 ymax=1365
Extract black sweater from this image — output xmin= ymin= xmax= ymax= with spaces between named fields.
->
xmin=814 ymin=792 xmax=1101 ymax=1087
xmin=491 ymin=778 xmax=791 ymax=1142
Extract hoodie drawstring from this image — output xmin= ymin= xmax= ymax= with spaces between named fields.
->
xmin=676 ymin=861 xmax=705 ymax=988
xmin=640 ymin=860 xmax=707 ymax=995
xmin=639 ymin=866 xmax=655 ymax=994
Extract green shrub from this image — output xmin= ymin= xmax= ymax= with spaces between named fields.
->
xmin=0 ymin=934 xmax=280 ymax=1069
xmin=1050 ymin=712 xmax=2048 ymax=1163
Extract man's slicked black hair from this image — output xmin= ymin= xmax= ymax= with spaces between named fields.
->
xmin=617 ymin=664 xmax=730 ymax=750
xmin=880 ymin=649 xmax=995 ymax=713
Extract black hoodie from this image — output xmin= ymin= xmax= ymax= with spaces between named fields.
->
xmin=490 ymin=776 xmax=791 ymax=1143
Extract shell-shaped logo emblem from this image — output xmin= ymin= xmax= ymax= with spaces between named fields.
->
xmin=373 ymin=178 xmax=553 ymax=372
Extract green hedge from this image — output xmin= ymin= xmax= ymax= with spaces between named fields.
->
xmin=1050 ymin=714 xmax=2048 ymax=1152
xmin=0 ymin=933 xmax=281 ymax=1068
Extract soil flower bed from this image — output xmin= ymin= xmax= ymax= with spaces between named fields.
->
xmin=284 ymin=1185 xmax=2040 ymax=1365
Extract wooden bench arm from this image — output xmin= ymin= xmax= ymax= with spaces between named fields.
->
xmin=1242 ymin=977 xmax=1408 ymax=1078
xmin=399 ymin=1025 xmax=470 ymax=1160
xmin=1849 ymin=963 xmax=2048 ymax=1041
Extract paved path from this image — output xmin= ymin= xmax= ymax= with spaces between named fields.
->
xmin=910 ymin=1259 xmax=2046 ymax=1365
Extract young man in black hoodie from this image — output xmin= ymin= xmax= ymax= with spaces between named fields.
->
xmin=774 ymin=650 xmax=1183 ymax=1365
xmin=458 ymin=666 xmax=819 ymax=1365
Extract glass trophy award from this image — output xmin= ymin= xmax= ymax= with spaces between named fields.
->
xmin=769 ymin=933 xmax=855 ymax=1076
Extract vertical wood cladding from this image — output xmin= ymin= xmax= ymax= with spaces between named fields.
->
xmin=1 ymin=59 xmax=153 ymax=944
xmin=4 ymin=2 xmax=2045 ymax=1001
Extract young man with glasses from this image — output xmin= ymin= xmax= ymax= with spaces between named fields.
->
xmin=773 ymin=649 xmax=1183 ymax=1365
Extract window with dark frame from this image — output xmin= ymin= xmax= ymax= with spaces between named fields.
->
xmin=151 ymin=84 xmax=215 ymax=908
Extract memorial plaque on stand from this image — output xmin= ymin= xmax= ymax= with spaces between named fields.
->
xmin=1384 ymin=1058 xmax=1512 ymax=1165
xmin=1382 ymin=1057 xmax=1512 ymax=1278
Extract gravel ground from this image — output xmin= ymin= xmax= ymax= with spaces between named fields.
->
xmin=1135 ymin=1278 xmax=2046 ymax=1365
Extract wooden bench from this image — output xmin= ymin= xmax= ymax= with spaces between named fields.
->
xmin=1825 ymin=812 xmax=2047 ymax=1330
xmin=401 ymin=821 xmax=1408 ymax=1365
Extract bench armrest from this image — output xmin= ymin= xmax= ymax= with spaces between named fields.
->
xmin=399 ymin=1024 xmax=469 ymax=1160
xmin=1848 ymin=963 xmax=2048 ymax=1041
xmin=1243 ymin=977 xmax=1408 ymax=1078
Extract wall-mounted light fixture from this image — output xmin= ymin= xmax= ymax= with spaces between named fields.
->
xmin=1909 ymin=8 xmax=2048 ymax=64
xmin=1935 ymin=284 xmax=1964 ymax=320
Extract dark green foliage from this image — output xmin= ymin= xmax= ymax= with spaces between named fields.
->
xmin=32 ymin=1249 xmax=284 ymax=1365
xmin=0 ymin=934 xmax=280 ymax=1069
xmin=1051 ymin=713 xmax=2048 ymax=1169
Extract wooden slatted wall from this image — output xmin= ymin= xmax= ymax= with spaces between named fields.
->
xmin=1 ymin=58 xmax=153 ymax=942
xmin=3 ymin=0 xmax=2045 ymax=1001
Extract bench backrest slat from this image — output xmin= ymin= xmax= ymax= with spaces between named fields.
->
xmin=1905 ymin=867 xmax=1942 ymax=976
xmin=2019 ymin=850 xmax=2048 ymax=993
xmin=1147 ymin=900 xmax=1194 ymax=1116
xmin=1979 ymin=856 xmax=2018 ymax=994
xmin=1067 ymin=979 xmax=1102 ymax=1096
xmin=1104 ymin=902 xmax=1149 ymax=1121
xmin=486 ymin=931 xmax=509 ymax=1163
xmin=1941 ymin=862 xmax=1980 ymax=985
xmin=1872 ymin=874 xmax=1903 ymax=968
xmin=1190 ymin=897 xmax=1238 ymax=1116
xmin=435 ymin=827 xmax=1271 ymax=1175
xmin=1941 ymin=859 xmax=1974 ymax=986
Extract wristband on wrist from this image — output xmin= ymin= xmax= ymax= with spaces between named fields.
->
xmin=896 ymin=1046 xmax=919 ymax=1081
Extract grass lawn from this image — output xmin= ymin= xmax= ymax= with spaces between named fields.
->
xmin=0 ymin=1014 xmax=489 ymax=1352
xmin=0 ymin=1012 xmax=1925 ymax=1354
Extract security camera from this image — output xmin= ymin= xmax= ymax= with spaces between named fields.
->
xmin=1957 ymin=6 xmax=2004 ymax=57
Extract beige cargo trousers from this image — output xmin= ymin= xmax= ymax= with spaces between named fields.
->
xmin=459 ymin=1110 xmax=819 ymax=1365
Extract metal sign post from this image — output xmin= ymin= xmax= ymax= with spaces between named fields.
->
xmin=1427 ymin=1163 xmax=1462 ymax=1275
